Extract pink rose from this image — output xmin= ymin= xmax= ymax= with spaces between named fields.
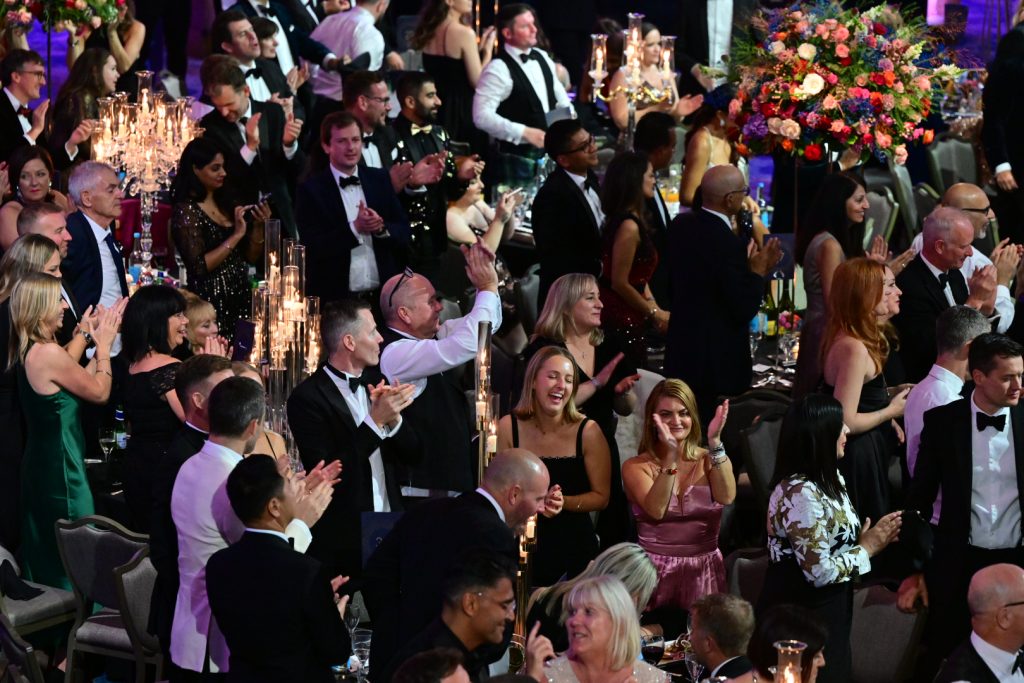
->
xmin=893 ymin=145 xmax=909 ymax=165
xmin=857 ymin=121 xmax=870 ymax=135
xmin=894 ymin=81 xmax=905 ymax=93
xmin=833 ymin=26 xmax=850 ymax=41
xmin=855 ymin=73 xmax=869 ymax=86
xmin=866 ymin=35 xmax=878 ymax=48
xmin=790 ymin=10 xmax=804 ymax=19
xmin=835 ymin=44 xmax=850 ymax=58
xmin=913 ymin=75 xmax=931 ymax=91
xmin=74 ymin=0 xmax=86 ymax=8
xmin=822 ymin=94 xmax=839 ymax=110
xmin=830 ymin=119 xmax=846 ymax=132
xmin=881 ymin=94 xmax=895 ymax=110
xmin=728 ymin=98 xmax=742 ymax=117
xmin=875 ymin=131 xmax=892 ymax=148
xmin=779 ymin=118 xmax=801 ymax=139
xmin=825 ymin=72 xmax=838 ymax=85
xmin=767 ymin=117 xmax=783 ymax=134
xmin=794 ymin=21 xmax=809 ymax=33
xmin=17 ymin=8 xmax=29 ymax=22
xmin=814 ymin=24 xmax=830 ymax=39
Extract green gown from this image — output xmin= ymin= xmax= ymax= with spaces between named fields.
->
xmin=18 ymin=360 xmax=94 ymax=590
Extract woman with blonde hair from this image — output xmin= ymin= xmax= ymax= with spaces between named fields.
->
xmin=821 ymin=257 xmax=909 ymax=523
xmin=498 ymin=345 xmax=611 ymax=585
xmin=544 ymin=575 xmax=667 ymax=683
xmin=622 ymin=379 xmax=734 ymax=613
xmin=12 ymin=272 xmax=119 ymax=588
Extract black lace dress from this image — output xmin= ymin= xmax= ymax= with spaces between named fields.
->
xmin=171 ymin=202 xmax=251 ymax=340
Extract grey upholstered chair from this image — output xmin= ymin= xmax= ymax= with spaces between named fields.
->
xmin=850 ymin=584 xmax=927 ymax=683
xmin=114 ymin=549 xmax=163 ymax=682
xmin=741 ymin=414 xmax=786 ymax=511
xmin=724 ymin=548 xmax=770 ymax=607
xmin=0 ymin=543 xmax=76 ymax=638
xmin=54 ymin=516 xmax=149 ymax=683
xmin=0 ymin=613 xmax=46 ymax=683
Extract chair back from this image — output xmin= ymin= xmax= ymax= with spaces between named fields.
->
xmin=516 ymin=273 xmax=540 ymax=336
xmin=724 ymin=548 xmax=770 ymax=607
xmin=116 ymin=199 xmax=174 ymax=264
xmin=912 ymin=185 xmax=940 ymax=237
xmin=0 ymin=614 xmax=45 ymax=683
xmin=888 ymin=159 xmax=919 ymax=240
xmin=863 ymin=188 xmax=899 ymax=248
xmin=113 ymin=548 xmax=160 ymax=656
xmin=742 ymin=414 xmax=786 ymax=510
xmin=926 ymin=132 xmax=978 ymax=192
xmin=717 ymin=390 xmax=790 ymax=471
xmin=55 ymin=516 xmax=149 ymax=612
xmin=0 ymin=543 xmax=18 ymax=576
xmin=850 ymin=584 xmax=926 ymax=683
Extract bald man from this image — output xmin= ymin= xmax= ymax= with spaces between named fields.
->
xmin=934 ymin=563 xmax=1024 ymax=682
xmin=377 ymin=241 xmax=501 ymax=501
xmin=664 ymin=165 xmax=782 ymax=422
xmin=362 ymin=448 xmax=561 ymax=683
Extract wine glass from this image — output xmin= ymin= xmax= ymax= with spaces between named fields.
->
xmin=98 ymin=428 xmax=116 ymax=461
xmin=640 ymin=634 xmax=665 ymax=665
xmin=343 ymin=601 xmax=362 ymax=635
xmin=683 ymin=652 xmax=704 ymax=683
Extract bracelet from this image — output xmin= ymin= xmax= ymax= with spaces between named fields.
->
xmin=575 ymin=499 xmax=582 ymax=511
xmin=223 ymin=241 xmax=236 ymax=253
xmin=709 ymin=443 xmax=726 ymax=456
xmin=658 ymin=466 xmax=679 ymax=476
xmin=95 ymin=356 xmax=109 ymax=362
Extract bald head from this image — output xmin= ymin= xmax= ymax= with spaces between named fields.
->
xmin=482 ymin=448 xmax=550 ymax=531
xmin=942 ymin=182 xmax=994 ymax=240
xmin=969 ymin=564 xmax=1024 ymax=651
xmin=700 ymin=165 xmax=747 ymax=216
xmin=380 ymin=271 xmax=440 ymax=339
xmin=922 ymin=206 xmax=975 ymax=271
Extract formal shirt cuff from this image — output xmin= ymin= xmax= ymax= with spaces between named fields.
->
xmin=405 ymin=185 xmax=428 ymax=195
xmin=285 ymin=518 xmax=312 ymax=552
xmin=511 ymin=122 xmax=527 ymax=145
xmin=284 ymin=141 xmax=299 ymax=160
xmin=995 ymin=162 xmax=1013 ymax=175
xmin=240 ymin=144 xmax=257 ymax=165
xmin=363 ymin=414 xmax=402 ymax=439
xmin=23 ymin=132 xmax=36 ymax=146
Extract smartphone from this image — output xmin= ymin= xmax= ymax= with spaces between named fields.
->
xmin=231 ymin=320 xmax=257 ymax=361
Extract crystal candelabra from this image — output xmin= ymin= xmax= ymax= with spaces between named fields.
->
xmin=588 ymin=13 xmax=676 ymax=149
xmin=250 ymin=219 xmax=321 ymax=470
xmin=475 ymin=320 xmax=498 ymax=484
xmin=92 ymin=70 xmax=199 ymax=281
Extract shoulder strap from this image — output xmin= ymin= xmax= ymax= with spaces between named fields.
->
xmin=511 ymin=414 xmax=520 ymax=447
xmin=576 ymin=417 xmax=590 ymax=455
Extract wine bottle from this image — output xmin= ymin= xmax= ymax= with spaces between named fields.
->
xmin=762 ymin=279 xmax=778 ymax=338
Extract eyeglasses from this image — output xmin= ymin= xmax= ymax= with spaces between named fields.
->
xmin=364 ymin=95 xmax=391 ymax=104
xmin=387 ymin=267 xmax=415 ymax=309
xmin=475 ymin=592 xmax=516 ymax=614
xmin=725 ymin=186 xmax=750 ymax=198
xmin=961 ymin=206 xmax=992 ymax=214
xmin=562 ymin=134 xmax=596 ymax=155
xmin=17 ymin=70 xmax=45 ymax=79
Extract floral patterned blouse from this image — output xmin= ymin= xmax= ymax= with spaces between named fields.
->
xmin=766 ymin=474 xmax=871 ymax=588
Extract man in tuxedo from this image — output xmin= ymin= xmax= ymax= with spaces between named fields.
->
xmin=295 ymin=111 xmax=410 ymax=305
xmin=983 ymin=22 xmax=1024 ymax=244
xmin=633 ymin=111 xmax=678 ymax=307
xmin=287 ymin=298 xmax=418 ymax=580
xmin=170 ymin=377 xmax=329 ymax=681
xmin=17 ymin=202 xmax=80 ymax=345
xmin=675 ymin=0 xmax=761 ymax=95
xmin=530 ymin=118 xmax=603 ymax=307
xmin=227 ymin=0 xmax=343 ymax=74
xmin=0 ymin=50 xmax=81 ymax=165
xmin=689 ymin=593 xmax=756 ymax=680
xmin=206 ymin=454 xmax=351 ymax=683
xmin=899 ymin=334 xmax=1024 ymax=666
xmin=934 ymin=563 xmax=1024 ymax=683
xmin=664 ymin=165 xmax=782 ymax=422
xmin=199 ymin=55 xmax=305 ymax=237
xmin=894 ymin=207 xmax=1000 ymax=383
xmin=362 ymin=448 xmax=559 ymax=683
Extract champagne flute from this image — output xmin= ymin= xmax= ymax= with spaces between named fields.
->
xmin=343 ymin=601 xmax=362 ymax=635
xmin=98 ymin=428 xmax=116 ymax=462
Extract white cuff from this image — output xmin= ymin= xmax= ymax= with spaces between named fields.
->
xmin=995 ymin=162 xmax=1013 ymax=175
xmin=283 ymin=141 xmax=299 ymax=160
xmin=240 ymin=144 xmax=257 ymax=165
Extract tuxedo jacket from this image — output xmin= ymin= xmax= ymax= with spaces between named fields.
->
xmin=646 ymin=188 xmax=672 ymax=306
xmin=362 ymin=491 xmax=518 ymax=682
xmin=983 ymin=23 xmax=1024 ymax=175
xmin=530 ymin=167 xmax=603 ymax=306
xmin=294 ymin=165 xmax=410 ymax=302
xmin=664 ymin=208 xmax=763 ymax=410
xmin=200 ymin=99 xmax=305 ymax=237
xmin=0 ymin=94 xmax=71 ymax=167
xmin=62 ymin=210 xmax=129 ymax=312
xmin=934 ymin=638 xmax=1000 ymax=683
xmin=714 ymin=656 xmax=754 ymax=679
xmin=57 ymin=281 xmax=81 ymax=346
xmin=207 ymin=531 xmax=350 ymax=683
xmin=226 ymin=0 xmax=331 ymax=66
xmin=893 ymin=254 xmax=972 ymax=383
xmin=286 ymin=365 xmax=420 ymax=579
xmin=255 ymin=57 xmax=307 ymax=123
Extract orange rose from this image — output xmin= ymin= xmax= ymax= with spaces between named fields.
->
xmin=922 ymin=129 xmax=935 ymax=144
xmin=781 ymin=139 xmax=795 ymax=152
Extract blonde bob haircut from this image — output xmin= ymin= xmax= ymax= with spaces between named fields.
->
xmin=513 ymin=345 xmax=584 ymax=423
xmin=532 ymin=273 xmax=604 ymax=347
xmin=564 ymin=575 xmax=641 ymax=669
xmin=638 ymin=378 xmax=703 ymax=460
xmin=181 ymin=290 xmax=217 ymax=352
xmin=0 ymin=234 xmax=59 ymax=303
xmin=9 ymin=271 xmax=62 ymax=367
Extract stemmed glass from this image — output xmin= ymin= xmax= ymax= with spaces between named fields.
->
xmin=682 ymin=652 xmax=704 ymax=683
xmin=350 ymin=627 xmax=372 ymax=682
xmin=98 ymin=428 xmax=116 ymax=461
xmin=640 ymin=634 xmax=665 ymax=665
xmin=343 ymin=601 xmax=362 ymax=635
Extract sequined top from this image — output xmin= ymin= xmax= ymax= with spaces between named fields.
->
xmin=544 ymin=655 xmax=667 ymax=683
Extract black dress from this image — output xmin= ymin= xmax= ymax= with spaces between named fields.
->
xmin=421 ymin=53 xmax=489 ymax=155
xmin=511 ymin=415 xmax=599 ymax=586
xmin=85 ymin=27 xmax=145 ymax=97
xmin=122 ymin=363 xmax=180 ymax=533
xmin=0 ymin=301 xmax=23 ymax=551
xmin=170 ymin=202 xmax=252 ymax=341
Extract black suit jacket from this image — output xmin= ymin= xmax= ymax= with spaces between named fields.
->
xmin=893 ymin=254 xmax=971 ymax=383
xmin=294 ymin=166 xmax=410 ymax=302
xmin=227 ymin=0 xmax=331 ymax=65
xmin=362 ymin=491 xmax=518 ymax=682
xmin=286 ymin=365 xmax=419 ymax=579
xmin=61 ymin=211 xmax=129 ymax=312
xmin=200 ymin=99 xmax=305 ymax=237
xmin=664 ymin=208 xmax=763 ymax=411
xmin=255 ymin=57 xmax=307 ymax=123
xmin=714 ymin=656 xmax=754 ymax=679
xmin=934 ymin=638 xmax=1000 ymax=683
xmin=207 ymin=531 xmax=351 ymax=683
xmin=983 ymin=23 xmax=1024 ymax=175
xmin=646 ymin=187 xmax=672 ymax=306
xmin=57 ymin=281 xmax=81 ymax=346
xmin=531 ymin=167 xmax=602 ymax=306
xmin=379 ymin=618 xmax=485 ymax=683
xmin=0 ymin=94 xmax=71 ymax=167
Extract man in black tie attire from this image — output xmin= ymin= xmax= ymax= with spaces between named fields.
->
xmin=894 ymin=207 xmax=1000 ymax=383
xmin=900 ymin=334 xmax=1024 ymax=669
xmin=206 ymin=454 xmax=352 ymax=683
xmin=0 ymin=50 xmax=81 ymax=165
xmin=295 ymin=111 xmax=410 ymax=305
xmin=688 ymin=593 xmax=756 ymax=680
xmin=288 ymin=298 xmax=418 ymax=581
xmin=633 ymin=111 xmax=678 ymax=307
xmin=17 ymin=202 xmax=80 ymax=345
xmin=935 ymin=563 xmax=1024 ymax=683
xmin=530 ymin=118 xmax=604 ymax=308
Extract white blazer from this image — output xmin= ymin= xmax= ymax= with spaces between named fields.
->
xmin=169 ymin=440 xmax=312 ymax=673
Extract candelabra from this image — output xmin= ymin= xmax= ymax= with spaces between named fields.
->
xmin=509 ymin=514 xmax=538 ymax=671
xmin=475 ymin=321 xmax=498 ymax=484
xmin=92 ymin=70 xmax=199 ymax=279
xmin=588 ymin=13 xmax=676 ymax=149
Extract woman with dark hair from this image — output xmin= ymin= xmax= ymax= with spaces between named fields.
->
xmin=0 ymin=147 xmax=71 ymax=250
xmin=747 ymin=604 xmax=829 ymax=683
xmin=412 ymin=0 xmax=495 ymax=152
xmin=760 ymin=394 xmax=903 ymax=683
xmin=50 ymin=47 xmax=118 ymax=168
xmin=69 ymin=0 xmax=146 ymax=97
xmin=170 ymin=138 xmax=269 ymax=340
xmin=497 ymin=345 xmax=611 ymax=585
xmin=678 ymin=86 xmax=739 ymax=207
xmin=599 ymin=151 xmax=667 ymax=362
xmin=120 ymin=284 xmax=188 ymax=533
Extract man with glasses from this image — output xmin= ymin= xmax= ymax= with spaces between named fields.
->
xmin=530 ymin=118 xmax=604 ymax=307
xmin=0 ymin=49 xmax=86 ymax=166
xmin=934 ymin=563 xmax=1024 ymax=682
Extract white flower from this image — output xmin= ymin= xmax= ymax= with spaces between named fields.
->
xmin=779 ymin=119 xmax=802 ymax=139
xmin=770 ymin=40 xmax=786 ymax=55
xmin=797 ymin=42 xmax=817 ymax=61
xmin=801 ymin=72 xmax=826 ymax=96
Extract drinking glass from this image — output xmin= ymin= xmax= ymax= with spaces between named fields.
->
xmin=640 ymin=634 xmax=665 ymax=665
xmin=343 ymin=602 xmax=362 ymax=635
xmin=98 ymin=428 xmax=116 ymax=461
xmin=683 ymin=652 xmax=704 ymax=683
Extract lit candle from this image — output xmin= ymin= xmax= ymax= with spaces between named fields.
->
xmin=525 ymin=515 xmax=536 ymax=540
xmin=476 ymin=399 xmax=487 ymax=419
xmin=595 ymin=46 xmax=604 ymax=76
xmin=486 ymin=433 xmax=497 ymax=453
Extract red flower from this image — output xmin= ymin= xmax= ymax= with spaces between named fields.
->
xmin=781 ymin=139 xmax=795 ymax=152
xmin=922 ymin=129 xmax=935 ymax=144
xmin=840 ymin=56 xmax=853 ymax=66
xmin=736 ymin=142 xmax=750 ymax=157
xmin=862 ymin=133 xmax=875 ymax=145
xmin=760 ymin=102 xmax=778 ymax=117
xmin=870 ymin=73 xmax=886 ymax=86
xmin=804 ymin=144 xmax=823 ymax=161
xmin=873 ymin=22 xmax=887 ymax=34
xmin=65 ymin=0 xmax=74 ymax=7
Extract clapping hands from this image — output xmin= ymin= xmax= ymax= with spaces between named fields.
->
xmin=368 ymin=379 xmax=416 ymax=428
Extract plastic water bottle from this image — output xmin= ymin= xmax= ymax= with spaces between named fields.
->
xmin=128 ymin=233 xmax=145 ymax=284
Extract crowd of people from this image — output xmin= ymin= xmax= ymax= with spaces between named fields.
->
xmin=3 ymin=0 xmax=1024 ymax=682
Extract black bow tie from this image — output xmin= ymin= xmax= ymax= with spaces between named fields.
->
xmin=937 ymin=271 xmax=950 ymax=288
xmin=324 ymin=363 xmax=367 ymax=392
xmin=1014 ymin=649 xmax=1023 ymax=674
xmin=363 ymin=135 xmax=376 ymax=146
xmin=16 ymin=105 xmax=30 ymax=118
xmin=977 ymin=412 xmax=1007 ymax=432
xmin=257 ymin=4 xmax=276 ymax=17
xmin=520 ymin=50 xmax=540 ymax=63
xmin=244 ymin=67 xmax=263 ymax=80
xmin=338 ymin=175 xmax=361 ymax=189
xmin=583 ymin=176 xmax=598 ymax=193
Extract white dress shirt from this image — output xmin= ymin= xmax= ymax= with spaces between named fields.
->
xmin=361 ymin=137 xmax=383 ymax=168
xmin=83 ymin=214 xmax=125 ymax=355
xmin=707 ymin=0 xmax=734 ymax=78
xmin=170 ymin=439 xmax=312 ymax=673
xmin=563 ymin=169 xmax=605 ymax=228
xmin=239 ymin=59 xmax=272 ymax=102
xmin=311 ymin=6 xmax=384 ymax=101
xmin=380 ymin=290 xmax=503 ymax=399
xmin=970 ymin=391 xmax=1022 ymax=549
xmin=329 ymin=164 xmax=380 ymax=293
xmin=967 ymin=631 xmax=1024 ymax=682
xmin=246 ymin=0 xmax=296 ymax=74
xmin=472 ymin=44 xmax=571 ymax=145
xmin=904 ymin=364 xmax=964 ymax=523
xmin=323 ymin=366 xmax=402 ymax=512
xmin=4 ymin=87 xmax=32 ymax=142
xmin=236 ymin=101 xmax=298 ymax=166
xmin=911 ymin=233 xmax=1014 ymax=332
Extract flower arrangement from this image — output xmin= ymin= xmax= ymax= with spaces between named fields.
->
xmin=728 ymin=1 xmax=962 ymax=164
xmin=29 ymin=0 xmax=123 ymax=32
xmin=779 ymin=310 xmax=802 ymax=332
xmin=2 ymin=0 xmax=34 ymax=29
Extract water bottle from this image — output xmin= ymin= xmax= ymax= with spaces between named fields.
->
xmin=128 ymin=233 xmax=145 ymax=284
xmin=756 ymin=182 xmax=771 ymax=228
xmin=114 ymin=406 xmax=128 ymax=449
